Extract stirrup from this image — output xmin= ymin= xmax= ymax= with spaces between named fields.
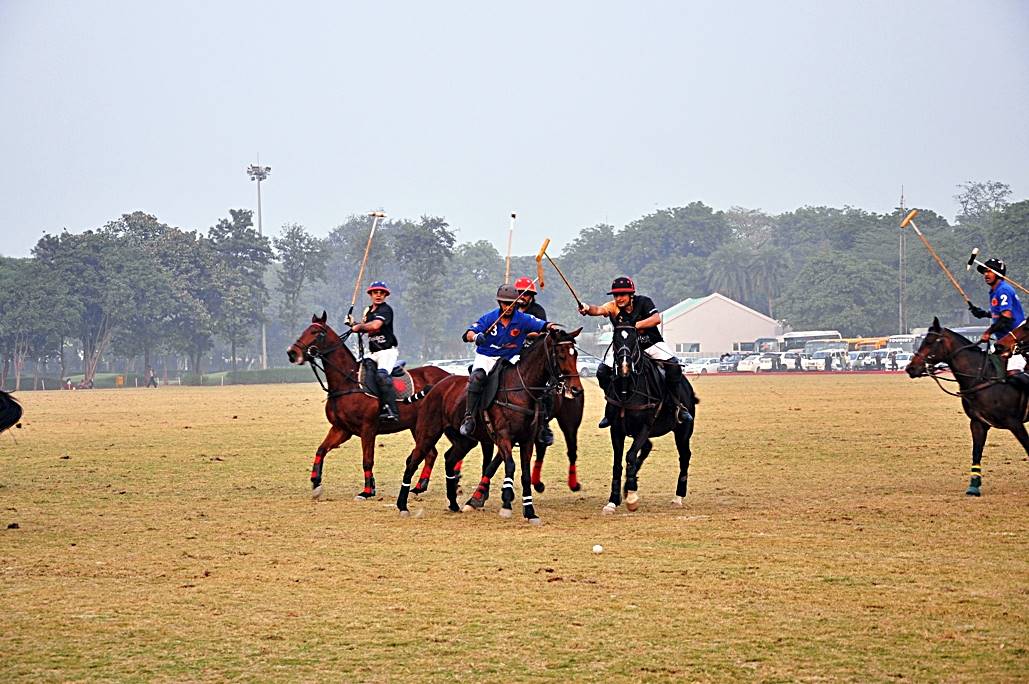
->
xmin=459 ymin=414 xmax=476 ymax=436
xmin=676 ymin=406 xmax=693 ymax=423
xmin=537 ymin=424 xmax=555 ymax=446
xmin=598 ymin=416 xmax=610 ymax=429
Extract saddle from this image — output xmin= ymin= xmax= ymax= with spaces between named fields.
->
xmin=480 ymin=358 xmax=511 ymax=410
xmin=358 ymin=359 xmax=415 ymax=401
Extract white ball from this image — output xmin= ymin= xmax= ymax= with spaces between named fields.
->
xmin=592 ymin=544 xmax=604 ymax=554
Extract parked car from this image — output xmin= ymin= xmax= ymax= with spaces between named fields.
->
xmin=757 ymin=352 xmax=784 ymax=371
xmin=781 ymin=352 xmax=807 ymax=370
xmin=803 ymin=350 xmax=848 ymax=371
xmin=736 ymin=354 xmax=763 ymax=373
xmin=683 ymin=357 xmax=719 ymax=374
xmin=717 ymin=353 xmax=745 ymax=372
xmin=427 ymin=358 xmax=472 ymax=376
xmin=577 ymin=357 xmax=601 ymax=377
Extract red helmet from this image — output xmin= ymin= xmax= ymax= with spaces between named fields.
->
xmin=608 ymin=276 xmax=636 ymax=294
xmin=513 ymin=276 xmax=536 ymax=294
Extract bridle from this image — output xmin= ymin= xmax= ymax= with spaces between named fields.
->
xmin=495 ymin=332 xmax=583 ymax=413
xmin=292 ymin=324 xmax=363 ymax=397
xmin=911 ymin=329 xmax=999 ymax=397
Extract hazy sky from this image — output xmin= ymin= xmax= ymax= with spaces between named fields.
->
xmin=1 ymin=1 xmax=1027 ymax=259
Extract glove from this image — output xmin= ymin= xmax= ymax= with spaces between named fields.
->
xmin=578 ymin=302 xmax=589 ymax=316
xmin=474 ymin=333 xmax=487 ymax=346
xmin=967 ymin=302 xmax=989 ymax=319
xmin=345 ymin=314 xmax=355 ymax=328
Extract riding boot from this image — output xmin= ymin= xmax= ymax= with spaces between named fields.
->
xmin=376 ymin=371 xmax=400 ymax=421
xmin=460 ymin=369 xmax=487 ymax=437
xmin=1007 ymin=371 xmax=1029 ymax=393
xmin=596 ymin=363 xmax=612 ymax=428
xmin=664 ymin=362 xmax=693 ymax=423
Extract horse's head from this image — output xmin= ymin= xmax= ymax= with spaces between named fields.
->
xmin=993 ymin=322 xmax=1026 ymax=360
xmin=546 ymin=327 xmax=584 ymax=399
xmin=906 ymin=317 xmax=955 ymax=378
xmin=287 ymin=311 xmax=342 ymax=365
xmin=612 ymin=325 xmax=642 ymax=379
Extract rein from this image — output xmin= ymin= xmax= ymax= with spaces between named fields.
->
xmin=299 ymin=327 xmax=367 ymax=399
xmin=915 ymin=332 xmax=1003 ymax=398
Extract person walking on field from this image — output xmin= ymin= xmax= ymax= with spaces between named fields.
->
xmin=459 ymin=284 xmax=559 ymax=437
xmin=578 ymin=276 xmax=693 ymax=428
xmin=145 ymin=366 xmax=158 ymax=388
xmin=347 ymin=281 xmax=401 ymax=421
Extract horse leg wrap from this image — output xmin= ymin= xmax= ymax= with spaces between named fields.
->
xmin=966 ymin=465 xmax=982 ymax=496
xmin=531 ymin=460 xmax=543 ymax=486
xmin=414 ymin=463 xmax=433 ymax=493
xmin=568 ymin=464 xmax=580 ymax=491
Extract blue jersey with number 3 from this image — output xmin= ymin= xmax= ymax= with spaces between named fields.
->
xmin=989 ymin=280 xmax=1025 ymax=335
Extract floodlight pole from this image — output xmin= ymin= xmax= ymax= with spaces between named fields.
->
xmin=247 ymin=161 xmax=272 ymax=370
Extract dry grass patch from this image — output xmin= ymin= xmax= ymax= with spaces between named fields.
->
xmin=1 ymin=375 xmax=1026 ymax=681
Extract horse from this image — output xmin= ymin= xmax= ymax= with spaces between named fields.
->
xmin=530 ymin=391 xmax=585 ymax=493
xmin=406 ymin=363 xmax=585 ymax=496
xmin=994 ymin=320 xmax=1028 ymax=361
xmin=0 ymin=390 xmax=22 ymax=434
xmin=905 ymin=317 xmax=1029 ymax=496
xmin=286 ymin=312 xmax=450 ymax=500
xmin=395 ymin=328 xmax=583 ymax=523
xmin=602 ymin=325 xmax=697 ymax=514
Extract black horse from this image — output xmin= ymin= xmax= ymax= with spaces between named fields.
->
xmin=602 ymin=325 xmax=697 ymax=513
xmin=0 ymin=390 xmax=22 ymax=434
xmin=905 ymin=317 xmax=1029 ymax=496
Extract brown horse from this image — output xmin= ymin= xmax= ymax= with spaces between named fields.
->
xmin=905 ymin=317 xmax=1029 ymax=496
xmin=994 ymin=320 xmax=1028 ymax=361
xmin=286 ymin=312 xmax=450 ymax=500
xmin=395 ymin=328 xmax=583 ymax=522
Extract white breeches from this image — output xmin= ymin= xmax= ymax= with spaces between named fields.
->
xmin=368 ymin=347 xmax=399 ymax=373
xmin=471 ymin=353 xmax=503 ymax=374
xmin=603 ymin=340 xmax=676 ymax=365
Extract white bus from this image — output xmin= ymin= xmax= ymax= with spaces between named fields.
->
xmin=782 ymin=329 xmax=842 ymax=352
xmin=886 ymin=334 xmax=918 ymax=353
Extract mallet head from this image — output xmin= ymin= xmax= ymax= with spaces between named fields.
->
xmin=900 ymin=209 xmax=919 ymax=228
xmin=966 ymin=247 xmax=980 ymax=271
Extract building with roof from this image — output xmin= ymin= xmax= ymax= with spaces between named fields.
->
xmin=592 ymin=292 xmax=783 ymax=356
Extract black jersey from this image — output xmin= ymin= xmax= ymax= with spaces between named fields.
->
xmin=363 ymin=302 xmax=398 ymax=352
xmin=521 ymin=300 xmax=546 ymax=320
xmin=602 ymin=294 xmax=662 ymax=348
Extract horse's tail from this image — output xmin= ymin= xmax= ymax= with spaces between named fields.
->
xmin=0 ymin=390 xmax=23 ymax=434
xmin=402 ymin=384 xmax=435 ymax=404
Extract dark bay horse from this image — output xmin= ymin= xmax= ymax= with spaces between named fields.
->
xmin=395 ymin=328 xmax=583 ymax=523
xmin=994 ymin=321 xmax=1028 ymax=361
xmin=287 ymin=312 xmax=450 ymax=500
xmin=602 ymin=326 xmax=697 ymax=514
xmin=905 ymin=317 xmax=1029 ymax=496
xmin=530 ymin=391 xmax=585 ymax=493
xmin=0 ymin=390 xmax=22 ymax=434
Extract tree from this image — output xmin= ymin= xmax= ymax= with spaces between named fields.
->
xmin=273 ymin=223 xmax=327 ymax=335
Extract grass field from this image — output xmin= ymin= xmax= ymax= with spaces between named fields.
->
xmin=1 ymin=374 xmax=1027 ymax=682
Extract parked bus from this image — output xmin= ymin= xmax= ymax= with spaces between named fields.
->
xmin=886 ymin=334 xmax=918 ymax=353
xmin=803 ymin=338 xmax=849 ymax=355
xmin=850 ymin=336 xmax=889 ymax=351
xmin=782 ymin=330 xmax=842 ymax=351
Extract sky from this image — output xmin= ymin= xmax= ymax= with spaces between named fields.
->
xmin=1 ymin=1 xmax=1027 ymax=259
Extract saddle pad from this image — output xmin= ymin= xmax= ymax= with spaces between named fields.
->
xmin=358 ymin=362 xmax=415 ymax=401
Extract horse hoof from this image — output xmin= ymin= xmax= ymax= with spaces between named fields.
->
xmin=532 ymin=482 xmax=546 ymax=493
xmin=354 ymin=493 xmax=374 ymax=501
xmin=411 ymin=488 xmax=425 ymax=496
xmin=601 ymin=502 xmax=617 ymax=515
xmin=671 ymin=496 xmax=684 ymax=507
xmin=448 ymin=503 xmax=461 ymax=513
xmin=625 ymin=491 xmax=640 ymax=512
xmin=965 ymin=488 xmax=981 ymax=497
xmin=527 ymin=517 xmax=543 ymax=526
xmin=398 ymin=509 xmax=410 ymax=518
xmin=499 ymin=508 xmax=513 ymax=519
xmin=311 ymin=485 xmax=323 ymax=500
xmin=569 ymin=483 xmax=582 ymax=493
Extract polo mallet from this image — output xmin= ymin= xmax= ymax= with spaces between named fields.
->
xmin=504 ymin=213 xmax=516 ymax=283
xmin=900 ymin=210 xmax=970 ymax=303
xmin=346 ymin=211 xmax=386 ymax=327
xmin=966 ymin=247 xmax=1029 ymax=295
xmin=537 ymin=238 xmax=583 ymax=308
xmin=480 ymin=276 xmax=544 ymax=338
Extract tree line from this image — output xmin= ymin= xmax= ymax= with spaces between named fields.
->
xmin=1 ymin=181 xmax=1025 ymax=389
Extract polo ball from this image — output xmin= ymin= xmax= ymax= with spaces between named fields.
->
xmin=592 ymin=544 xmax=604 ymax=554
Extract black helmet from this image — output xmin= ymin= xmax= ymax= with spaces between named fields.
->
xmin=496 ymin=284 xmax=520 ymax=303
xmin=608 ymin=276 xmax=636 ymax=295
xmin=977 ymin=258 xmax=1007 ymax=276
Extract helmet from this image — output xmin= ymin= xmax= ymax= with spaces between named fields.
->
xmin=367 ymin=280 xmax=391 ymax=295
xmin=608 ymin=276 xmax=636 ymax=294
xmin=977 ymin=258 xmax=1007 ymax=277
xmin=496 ymin=284 xmax=520 ymax=303
xmin=513 ymin=276 xmax=536 ymax=294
